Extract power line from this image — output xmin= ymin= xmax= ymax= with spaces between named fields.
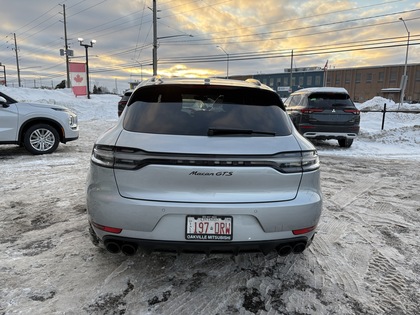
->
xmin=158 ymin=36 xmax=420 ymax=63
xmin=12 ymin=3 xmax=59 ymax=36
xmin=162 ymin=9 xmax=420 ymax=46
xmin=88 ymin=35 xmax=419 ymax=74
xmin=188 ymin=0 xmax=404 ymax=37
xmin=67 ymin=0 xmax=109 ymax=18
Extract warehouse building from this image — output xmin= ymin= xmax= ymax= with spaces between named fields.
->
xmin=233 ymin=63 xmax=420 ymax=103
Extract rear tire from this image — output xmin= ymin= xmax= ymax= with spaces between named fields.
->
xmin=24 ymin=124 xmax=60 ymax=154
xmin=338 ymin=138 xmax=353 ymax=148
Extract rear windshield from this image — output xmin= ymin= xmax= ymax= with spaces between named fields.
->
xmin=308 ymin=93 xmax=355 ymax=109
xmin=123 ymin=85 xmax=291 ymax=136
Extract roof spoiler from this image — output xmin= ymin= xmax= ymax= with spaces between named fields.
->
xmin=245 ymin=78 xmax=262 ymax=86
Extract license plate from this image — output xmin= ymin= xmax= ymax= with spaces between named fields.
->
xmin=186 ymin=215 xmax=233 ymax=241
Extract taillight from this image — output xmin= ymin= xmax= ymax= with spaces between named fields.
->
xmin=91 ymin=145 xmax=320 ymax=174
xmin=91 ymin=221 xmax=122 ymax=234
xmin=271 ymin=151 xmax=319 ymax=173
xmin=91 ymin=145 xmax=115 ymax=168
xmin=301 ymin=151 xmax=320 ymax=172
xmin=301 ymin=108 xmax=324 ymax=114
xmin=343 ymin=109 xmax=360 ymax=114
xmin=91 ymin=145 xmax=145 ymax=170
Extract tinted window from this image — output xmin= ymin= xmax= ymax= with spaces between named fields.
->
xmin=284 ymin=94 xmax=303 ymax=107
xmin=128 ymin=85 xmax=284 ymax=107
xmin=124 ymin=85 xmax=291 ymax=136
xmin=308 ymin=93 xmax=355 ymax=109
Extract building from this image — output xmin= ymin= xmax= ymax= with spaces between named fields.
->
xmin=232 ymin=63 xmax=420 ymax=103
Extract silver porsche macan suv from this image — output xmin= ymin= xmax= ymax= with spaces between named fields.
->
xmin=86 ymin=77 xmax=322 ymax=257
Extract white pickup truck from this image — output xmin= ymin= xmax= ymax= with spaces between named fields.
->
xmin=0 ymin=91 xmax=79 ymax=154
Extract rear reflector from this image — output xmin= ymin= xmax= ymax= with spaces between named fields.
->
xmin=292 ymin=226 xmax=316 ymax=235
xmin=92 ymin=221 xmax=122 ymax=234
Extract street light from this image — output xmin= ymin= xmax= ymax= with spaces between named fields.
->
xmin=399 ymin=17 xmax=410 ymax=108
xmin=78 ymin=38 xmax=96 ymax=99
xmin=0 ymin=62 xmax=6 ymax=86
xmin=217 ymin=46 xmax=229 ymax=79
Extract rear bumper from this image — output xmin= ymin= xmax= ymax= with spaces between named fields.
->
xmin=299 ymin=124 xmax=359 ymax=140
xmin=101 ymin=234 xmax=313 ymax=255
xmin=87 ymin=163 xmax=322 ymax=255
xmin=87 ymin=175 xmax=322 ymax=254
xmin=303 ymin=131 xmax=358 ymax=139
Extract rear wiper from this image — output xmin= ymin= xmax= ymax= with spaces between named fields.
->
xmin=207 ymin=128 xmax=275 ymax=136
xmin=211 ymin=95 xmax=224 ymax=106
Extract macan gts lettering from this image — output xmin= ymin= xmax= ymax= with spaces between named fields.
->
xmin=189 ymin=171 xmax=233 ymax=176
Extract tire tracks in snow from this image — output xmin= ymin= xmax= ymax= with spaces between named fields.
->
xmin=317 ymin=157 xmax=418 ymax=315
xmin=366 ymin=250 xmax=415 ymax=314
xmin=2 ymin=126 xmax=420 ymax=314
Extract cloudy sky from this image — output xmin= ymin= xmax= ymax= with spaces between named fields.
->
xmin=1 ymin=0 xmax=419 ymax=92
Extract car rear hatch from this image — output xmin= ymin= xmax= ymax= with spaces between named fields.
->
xmin=105 ymin=85 xmax=317 ymax=204
xmin=303 ymin=93 xmax=360 ymax=126
xmin=112 ymin=132 xmax=304 ymax=203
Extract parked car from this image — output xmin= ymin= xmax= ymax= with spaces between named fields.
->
xmin=118 ymin=89 xmax=133 ymax=116
xmin=86 ymin=77 xmax=322 ymax=257
xmin=0 ymin=91 xmax=79 ymax=154
xmin=284 ymin=87 xmax=360 ymax=147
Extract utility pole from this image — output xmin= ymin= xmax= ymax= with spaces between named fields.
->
xmin=217 ymin=46 xmax=229 ymax=79
xmin=152 ymin=0 xmax=157 ymax=76
xmin=62 ymin=4 xmax=71 ymax=88
xmin=399 ymin=17 xmax=410 ymax=109
xmin=150 ymin=1 xmax=190 ymax=76
xmin=13 ymin=33 xmax=21 ymax=87
xmin=289 ymin=50 xmax=293 ymax=93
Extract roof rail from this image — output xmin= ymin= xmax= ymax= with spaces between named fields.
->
xmin=245 ymin=78 xmax=262 ymax=86
xmin=150 ymin=75 xmax=163 ymax=84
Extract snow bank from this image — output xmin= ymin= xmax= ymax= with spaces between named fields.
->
xmin=357 ymin=96 xmax=420 ymax=112
xmin=0 ymin=86 xmax=120 ymax=122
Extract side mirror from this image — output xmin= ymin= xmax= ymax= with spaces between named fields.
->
xmin=0 ymin=96 xmax=9 ymax=107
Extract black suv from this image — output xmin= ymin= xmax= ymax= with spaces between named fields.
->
xmin=118 ymin=90 xmax=133 ymax=116
xmin=284 ymin=87 xmax=360 ymax=148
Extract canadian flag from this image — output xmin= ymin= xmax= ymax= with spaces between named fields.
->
xmin=69 ymin=62 xmax=87 ymax=97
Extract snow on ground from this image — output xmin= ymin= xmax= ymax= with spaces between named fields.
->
xmin=0 ymin=86 xmax=419 ymax=314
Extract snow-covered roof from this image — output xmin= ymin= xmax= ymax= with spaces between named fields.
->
xmin=293 ymin=87 xmax=349 ymax=94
